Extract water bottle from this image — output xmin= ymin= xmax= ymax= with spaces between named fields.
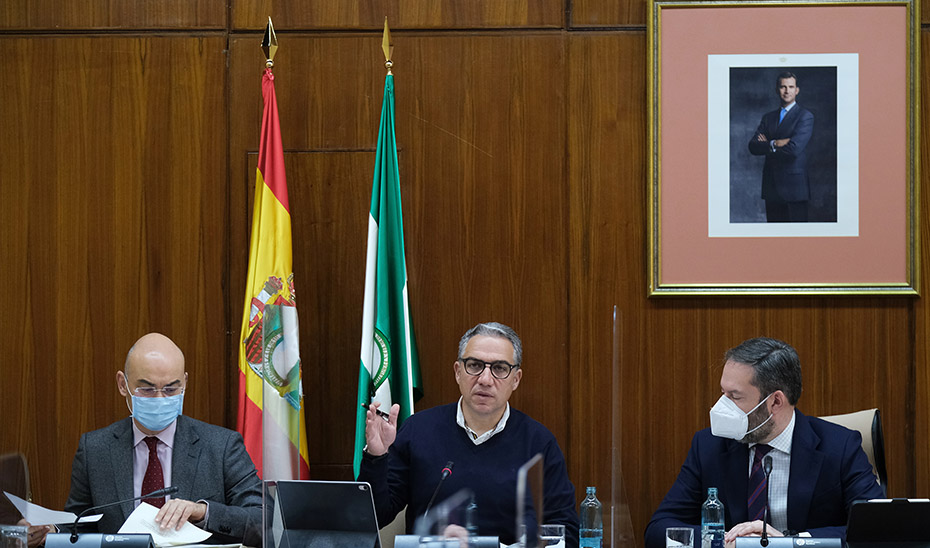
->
xmin=465 ymin=494 xmax=478 ymax=537
xmin=579 ymin=486 xmax=603 ymax=548
xmin=701 ymin=487 xmax=725 ymax=548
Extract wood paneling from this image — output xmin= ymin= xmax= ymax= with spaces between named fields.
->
xmin=0 ymin=35 xmax=227 ymax=509
xmin=570 ymin=0 xmax=647 ymax=27
xmin=231 ymin=1 xmax=564 ymax=30
xmin=0 ymin=1 xmax=224 ymax=30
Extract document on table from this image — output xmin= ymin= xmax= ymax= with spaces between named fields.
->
xmin=2 ymin=491 xmax=102 ymax=525
xmin=117 ymin=502 xmax=212 ymax=546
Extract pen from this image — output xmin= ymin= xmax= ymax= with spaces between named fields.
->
xmin=361 ymin=403 xmax=392 ymax=422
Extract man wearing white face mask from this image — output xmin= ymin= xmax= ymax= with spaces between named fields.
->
xmin=64 ymin=333 xmax=263 ymax=546
xmin=645 ymin=337 xmax=882 ymax=548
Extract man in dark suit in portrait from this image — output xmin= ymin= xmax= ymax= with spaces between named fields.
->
xmin=748 ymin=72 xmax=815 ymax=222
xmin=644 ymin=337 xmax=883 ymax=548
xmin=64 ymin=333 xmax=262 ymax=546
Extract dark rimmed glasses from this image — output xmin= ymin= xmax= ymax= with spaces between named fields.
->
xmin=460 ymin=357 xmax=520 ymax=380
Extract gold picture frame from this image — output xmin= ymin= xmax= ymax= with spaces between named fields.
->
xmin=647 ymin=0 xmax=920 ymax=296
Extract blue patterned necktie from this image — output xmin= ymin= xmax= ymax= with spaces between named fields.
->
xmin=747 ymin=444 xmax=773 ymax=522
xmin=778 ymin=108 xmax=787 ymax=124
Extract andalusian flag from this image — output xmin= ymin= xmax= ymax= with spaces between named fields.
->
xmin=353 ymin=71 xmax=423 ymax=478
xmin=237 ymin=66 xmax=310 ymax=481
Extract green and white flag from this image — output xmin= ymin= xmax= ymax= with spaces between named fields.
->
xmin=354 ymin=73 xmax=423 ymax=478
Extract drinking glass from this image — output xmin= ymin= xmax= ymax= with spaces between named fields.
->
xmin=666 ymin=527 xmax=694 ymax=548
xmin=538 ymin=524 xmax=565 ymax=547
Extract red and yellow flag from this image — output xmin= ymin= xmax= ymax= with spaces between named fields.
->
xmin=237 ymin=68 xmax=310 ymax=480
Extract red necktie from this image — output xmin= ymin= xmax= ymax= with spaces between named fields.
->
xmin=747 ymin=444 xmax=772 ymax=521
xmin=142 ymin=437 xmax=166 ymax=508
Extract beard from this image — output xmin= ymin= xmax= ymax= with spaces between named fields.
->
xmin=740 ymin=400 xmax=774 ymax=444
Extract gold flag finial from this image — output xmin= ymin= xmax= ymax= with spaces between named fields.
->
xmin=382 ymin=17 xmax=393 ymax=74
xmin=261 ymin=17 xmax=278 ymax=69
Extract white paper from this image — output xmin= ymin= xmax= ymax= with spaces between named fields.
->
xmin=2 ymin=491 xmax=102 ymax=526
xmin=117 ymin=502 xmax=211 ymax=546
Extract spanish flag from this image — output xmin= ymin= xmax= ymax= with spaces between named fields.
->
xmin=237 ymin=67 xmax=310 ymax=480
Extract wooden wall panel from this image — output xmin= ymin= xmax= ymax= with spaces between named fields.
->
xmin=231 ymin=1 xmax=564 ymax=30
xmin=0 ymin=1 xmax=224 ymax=30
xmin=0 ymin=35 xmax=227 ymax=509
xmin=570 ymin=0 xmax=647 ymax=27
xmin=228 ymin=32 xmax=571 ymax=478
xmin=567 ymin=30 xmax=648 ymax=543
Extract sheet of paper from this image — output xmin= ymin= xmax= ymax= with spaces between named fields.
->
xmin=117 ymin=502 xmax=211 ymax=546
xmin=2 ymin=491 xmax=102 ymax=525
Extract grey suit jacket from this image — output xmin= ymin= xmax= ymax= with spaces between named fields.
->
xmin=64 ymin=416 xmax=263 ymax=546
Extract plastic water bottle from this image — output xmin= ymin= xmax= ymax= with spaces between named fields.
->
xmin=579 ymin=486 xmax=603 ymax=548
xmin=701 ymin=487 xmax=725 ymax=548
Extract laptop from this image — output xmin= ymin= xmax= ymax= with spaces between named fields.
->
xmin=847 ymin=499 xmax=930 ymax=548
xmin=263 ymin=480 xmax=381 ymax=548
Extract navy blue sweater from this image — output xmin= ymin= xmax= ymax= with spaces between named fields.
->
xmin=359 ymin=403 xmax=580 ymax=546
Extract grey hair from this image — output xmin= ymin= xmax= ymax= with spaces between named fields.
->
xmin=457 ymin=322 xmax=523 ymax=365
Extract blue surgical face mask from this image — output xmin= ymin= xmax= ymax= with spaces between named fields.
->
xmin=130 ymin=393 xmax=184 ymax=432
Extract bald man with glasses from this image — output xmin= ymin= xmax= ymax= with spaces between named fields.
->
xmin=63 ymin=333 xmax=263 ymax=546
xmin=360 ymin=322 xmax=579 ymax=547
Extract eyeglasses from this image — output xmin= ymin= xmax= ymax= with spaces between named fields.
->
xmin=460 ymin=357 xmax=519 ymax=380
xmin=132 ymin=386 xmax=184 ymax=398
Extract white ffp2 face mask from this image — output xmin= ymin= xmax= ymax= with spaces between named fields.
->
xmin=709 ymin=393 xmax=772 ymax=440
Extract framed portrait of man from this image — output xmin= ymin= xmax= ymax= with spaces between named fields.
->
xmin=647 ymin=0 xmax=919 ymax=296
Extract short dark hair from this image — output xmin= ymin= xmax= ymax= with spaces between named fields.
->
xmin=725 ymin=337 xmax=802 ymax=405
xmin=776 ymin=71 xmax=799 ymax=88
xmin=458 ymin=322 xmax=522 ymax=365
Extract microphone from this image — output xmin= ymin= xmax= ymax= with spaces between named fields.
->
xmin=70 ymin=486 xmax=179 ymax=543
xmin=760 ymin=457 xmax=773 ymax=547
xmin=423 ymin=462 xmax=454 ymax=519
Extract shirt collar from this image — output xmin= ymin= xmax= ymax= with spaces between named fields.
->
xmin=456 ymin=397 xmax=510 ymax=445
xmin=132 ymin=418 xmax=177 ymax=449
xmin=753 ymin=409 xmax=795 ymax=455
xmin=782 ymin=102 xmax=797 ymax=113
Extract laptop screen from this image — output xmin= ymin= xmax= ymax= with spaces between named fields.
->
xmin=847 ymin=499 xmax=930 ymax=545
xmin=262 ymin=480 xmax=381 ymax=548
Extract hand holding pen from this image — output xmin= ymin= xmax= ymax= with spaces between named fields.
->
xmin=362 ymin=402 xmax=400 ymax=456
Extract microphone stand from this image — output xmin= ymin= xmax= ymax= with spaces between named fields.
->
xmin=423 ymin=462 xmax=454 ymax=519
xmin=70 ymin=486 xmax=179 ymax=543
xmin=760 ymin=456 xmax=773 ymax=548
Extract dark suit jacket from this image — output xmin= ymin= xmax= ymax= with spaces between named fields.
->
xmin=747 ymin=103 xmax=814 ymax=202
xmin=644 ymin=410 xmax=883 ymax=548
xmin=64 ymin=416 xmax=263 ymax=546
